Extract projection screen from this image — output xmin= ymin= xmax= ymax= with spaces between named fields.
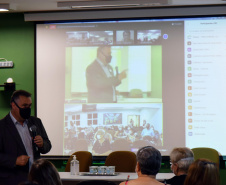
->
xmin=36 ymin=15 xmax=226 ymax=156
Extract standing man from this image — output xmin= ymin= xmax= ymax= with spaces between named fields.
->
xmin=0 ymin=90 xmax=52 ymax=185
xmin=86 ymin=46 xmax=127 ymax=103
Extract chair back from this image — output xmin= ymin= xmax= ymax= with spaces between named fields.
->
xmin=65 ymin=151 xmax=92 ymax=172
xmin=104 ymin=151 xmax=137 ymax=172
xmin=76 ymin=180 xmax=116 ymax=185
xmin=191 ymin=147 xmax=219 ymax=167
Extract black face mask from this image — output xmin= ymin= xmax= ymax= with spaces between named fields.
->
xmin=101 ymin=51 xmax=112 ymax=63
xmin=105 ymin=55 xmax=112 ymax=63
xmin=13 ymin=100 xmax=31 ymax=119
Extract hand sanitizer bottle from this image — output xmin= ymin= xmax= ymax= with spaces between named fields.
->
xmin=74 ymin=155 xmax=79 ymax=175
xmin=70 ymin=155 xmax=76 ymax=175
xmin=70 ymin=155 xmax=79 ymax=175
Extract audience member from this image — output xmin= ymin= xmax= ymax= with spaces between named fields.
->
xmin=125 ymin=126 xmax=136 ymax=142
xmin=184 ymin=158 xmax=219 ymax=185
xmin=92 ymin=129 xmax=112 ymax=155
xmin=141 ymin=123 xmax=154 ymax=137
xmin=28 ymin=159 xmax=62 ymax=185
xmin=165 ymin=147 xmax=194 ymax=185
xmin=142 ymin=120 xmax=147 ymax=128
xmin=114 ymin=125 xmax=125 ymax=138
xmin=153 ymin=130 xmax=162 ymax=146
xmin=105 ymin=131 xmax=113 ymax=144
xmin=120 ymin=146 xmax=164 ymax=185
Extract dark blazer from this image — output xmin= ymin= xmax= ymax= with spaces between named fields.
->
xmin=165 ymin=174 xmax=187 ymax=185
xmin=0 ymin=113 xmax=52 ymax=185
xmin=86 ymin=60 xmax=121 ymax=103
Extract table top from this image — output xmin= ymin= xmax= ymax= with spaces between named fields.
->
xmin=59 ymin=172 xmax=175 ymax=182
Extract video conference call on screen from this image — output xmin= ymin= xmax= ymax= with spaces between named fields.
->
xmin=37 ymin=16 xmax=226 ymax=156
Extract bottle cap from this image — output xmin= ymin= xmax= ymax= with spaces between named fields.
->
xmin=72 ymin=155 xmax=76 ymax=160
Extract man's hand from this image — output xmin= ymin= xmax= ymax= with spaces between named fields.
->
xmin=34 ymin=135 xmax=44 ymax=148
xmin=118 ymin=70 xmax=127 ymax=80
xmin=16 ymin=155 xmax=30 ymax=166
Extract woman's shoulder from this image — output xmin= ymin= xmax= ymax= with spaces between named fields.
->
xmin=119 ymin=179 xmax=137 ymax=185
xmin=119 ymin=180 xmax=128 ymax=185
xmin=120 ymin=179 xmax=166 ymax=185
xmin=119 ymin=181 xmax=125 ymax=185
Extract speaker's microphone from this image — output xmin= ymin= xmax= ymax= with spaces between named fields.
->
xmin=115 ymin=66 xmax=119 ymax=77
xmin=30 ymin=125 xmax=37 ymax=138
xmin=30 ymin=125 xmax=38 ymax=151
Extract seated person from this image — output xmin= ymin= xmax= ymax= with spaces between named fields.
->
xmin=184 ymin=158 xmax=219 ymax=185
xmin=141 ymin=123 xmax=155 ymax=138
xmin=28 ymin=159 xmax=62 ymax=185
xmin=126 ymin=126 xmax=136 ymax=142
xmin=165 ymin=147 xmax=194 ymax=185
xmin=120 ymin=146 xmax=165 ymax=185
xmin=153 ymin=130 xmax=162 ymax=146
xmin=114 ymin=125 xmax=125 ymax=138
xmin=105 ymin=132 xmax=113 ymax=144
xmin=142 ymin=120 xmax=147 ymax=128
xmin=92 ymin=129 xmax=112 ymax=155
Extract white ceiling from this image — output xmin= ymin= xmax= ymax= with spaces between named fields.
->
xmin=1 ymin=0 xmax=226 ymax=12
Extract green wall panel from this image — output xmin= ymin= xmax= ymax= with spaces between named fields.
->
xmin=0 ymin=13 xmax=35 ymax=118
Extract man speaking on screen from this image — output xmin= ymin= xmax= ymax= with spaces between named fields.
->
xmin=86 ymin=46 xmax=127 ymax=103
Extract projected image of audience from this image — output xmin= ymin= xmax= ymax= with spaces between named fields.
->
xmin=66 ymin=31 xmax=113 ymax=46
xmin=63 ymin=103 xmax=163 ymax=155
xmin=65 ymin=45 xmax=162 ymax=103
xmin=116 ymin=30 xmax=134 ymax=44
xmin=137 ymin=30 xmax=161 ymax=44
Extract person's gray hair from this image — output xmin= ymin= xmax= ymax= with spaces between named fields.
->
xmin=170 ymin=147 xmax=194 ymax=173
xmin=177 ymin=157 xmax=194 ymax=172
xmin=136 ymin=146 xmax=162 ymax=175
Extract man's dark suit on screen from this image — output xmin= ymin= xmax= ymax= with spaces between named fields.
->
xmin=86 ymin=60 xmax=121 ymax=103
xmin=0 ymin=114 xmax=51 ymax=185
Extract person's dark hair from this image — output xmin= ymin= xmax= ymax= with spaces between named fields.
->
xmin=184 ymin=158 xmax=219 ymax=185
xmin=19 ymin=181 xmax=39 ymax=185
xmin=136 ymin=146 xmax=162 ymax=175
xmin=10 ymin=90 xmax=31 ymax=104
xmin=28 ymin=159 xmax=62 ymax=185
